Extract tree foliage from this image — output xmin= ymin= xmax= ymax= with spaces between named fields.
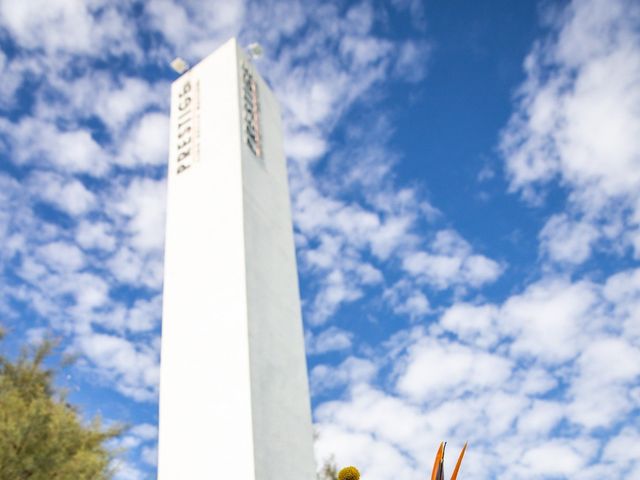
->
xmin=318 ymin=455 xmax=339 ymax=480
xmin=0 ymin=329 xmax=123 ymax=479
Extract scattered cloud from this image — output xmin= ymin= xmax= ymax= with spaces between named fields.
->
xmin=76 ymin=331 xmax=160 ymax=402
xmin=307 ymin=326 xmax=354 ymax=355
xmin=539 ymin=213 xmax=599 ymax=264
xmin=402 ymin=229 xmax=502 ymax=290
xmin=500 ymin=0 xmax=640 ymax=263
xmin=383 ymin=280 xmax=431 ymax=320
xmin=316 ymin=269 xmax=640 ymax=480
xmin=0 ymin=117 xmax=109 ymax=175
xmin=0 ymin=0 xmax=140 ymax=57
xmin=151 ymin=0 xmax=246 ymax=58
xmin=311 ymin=356 xmax=378 ymax=395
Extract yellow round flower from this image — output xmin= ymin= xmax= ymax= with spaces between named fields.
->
xmin=338 ymin=466 xmax=360 ymax=480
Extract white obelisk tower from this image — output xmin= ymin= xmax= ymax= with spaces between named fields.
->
xmin=158 ymin=38 xmax=316 ymax=480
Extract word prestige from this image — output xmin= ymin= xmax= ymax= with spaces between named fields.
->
xmin=175 ymin=79 xmax=196 ymax=175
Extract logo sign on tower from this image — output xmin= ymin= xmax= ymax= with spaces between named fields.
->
xmin=173 ymin=77 xmax=200 ymax=175
xmin=241 ymin=62 xmax=262 ymax=158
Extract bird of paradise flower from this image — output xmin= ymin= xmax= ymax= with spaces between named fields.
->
xmin=431 ymin=442 xmax=467 ymax=480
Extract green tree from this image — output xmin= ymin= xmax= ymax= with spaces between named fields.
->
xmin=318 ymin=455 xmax=339 ymax=480
xmin=0 ymin=328 xmax=123 ymax=479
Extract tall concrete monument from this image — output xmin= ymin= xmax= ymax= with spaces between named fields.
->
xmin=158 ymin=38 xmax=316 ymax=479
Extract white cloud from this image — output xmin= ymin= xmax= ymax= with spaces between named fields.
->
xmin=340 ymin=36 xmax=393 ymax=68
xmin=515 ymin=400 xmax=564 ymax=437
xmin=14 ymin=266 xmax=111 ymax=322
xmin=76 ymin=331 xmax=160 ymax=402
xmin=65 ymin=272 xmax=112 ymax=316
xmin=296 ymin=177 xmax=496 ymax=322
xmin=28 ymin=171 xmax=96 ymax=216
xmin=76 ymin=220 xmax=116 ymax=251
xmin=501 ymin=0 xmax=640 ymax=261
xmin=117 ymin=112 xmax=170 ymax=167
xmin=0 ymin=0 xmax=95 ymax=53
xmin=92 ymin=295 xmax=162 ymax=334
xmin=310 ymin=357 xmax=377 ymax=394
xmin=126 ymin=296 xmax=163 ymax=333
xmin=36 ymin=241 xmax=85 ymax=273
xmin=317 ymin=384 xmax=433 ymax=458
xmin=130 ymin=423 xmax=158 ymax=440
xmin=443 ymin=281 xmax=598 ymax=384
xmin=284 ymin=128 xmax=328 ymax=163
xmin=0 ymin=0 xmax=140 ymax=58
xmin=539 ymin=213 xmax=599 ymax=264
xmin=315 ymin=423 xmax=418 ymax=480
xmin=402 ymin=230 xmax=502 ymax=290
xmin=369 ymin=215 xmax=416 ymax=260
xmin=0 ymin=117 xmax=109 ymax=175
xmin=603 ymin=427 xmax=640 ymax=469
xmin=603 ymin=268 xmax=640 ymax=339
xmin=31 ymin=73 xmax=167 ymax=141
xmin=145 ymin=0 xmax=245 ymax=59
xmin=500 ymin=278 xmax=597 ymax=363
xmin=393 ymin=40 xmax=430 ymax=82
xmin=107 ymin=246 xmax=163 ymax=290
xmin=566 ymin=337 xmax=640 ymax=429
xmin=92 ymin=78 xmax=166 ymax=135
xmin=383 ymin=280 xmax=430 ymax=320
xmin=308 ymin=269 xmax=363 ymax=325
xmin=395 ymin=337 xmax=513 ymax=403
xmin=0 ymin=50 xmax=23 ymax=107
xmin=315 ymin=266 xmax=640 ymax=478
xmin=439 ymin=303 xmax=500 ymax=349
xmin=110 ymin=177 xmax=167 ymax=253
xmin=403 ymin=251 xmax=460 ymax=281
xmin=397 ymin=292 xmax=429 ymax=318
xmin=519 ymin=439 xmax=594 ymax=477
xmin=308 ymin=326 xmax=354 ymax=355
xmin=141 ymin=445 xmax=158 ymax=467
xmin=518 ymin=367 xmax=558 ymax=396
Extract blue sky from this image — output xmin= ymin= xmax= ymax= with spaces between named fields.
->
xmin=1 ymin=0 xmax=640 ymax=478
